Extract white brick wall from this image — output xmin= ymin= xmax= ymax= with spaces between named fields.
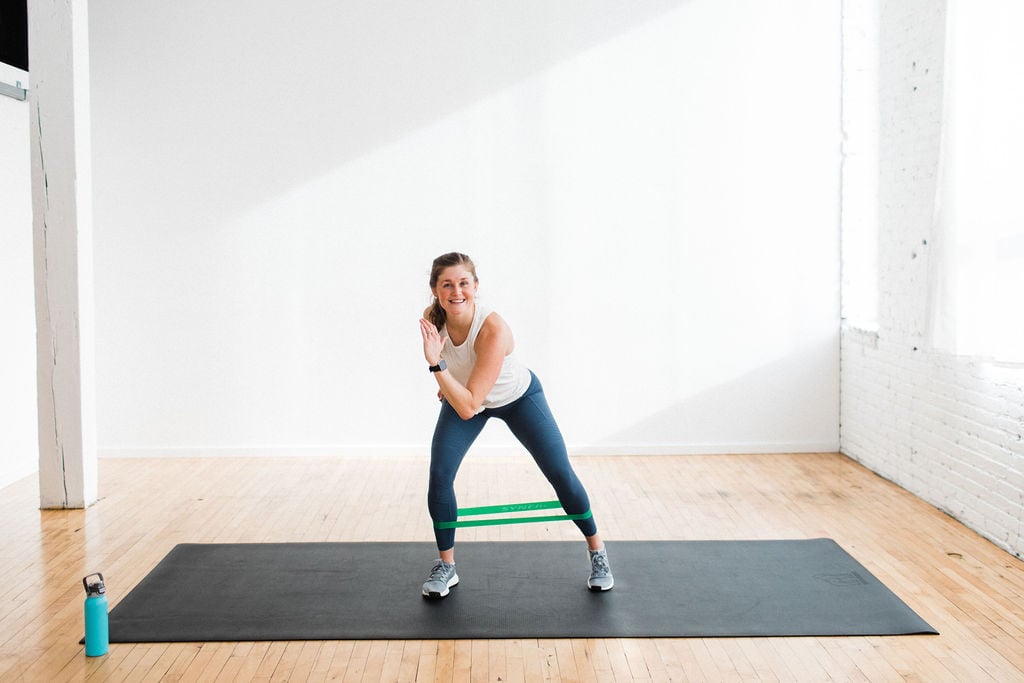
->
xmin=840 ymin=0 xmax=1024 ymax=559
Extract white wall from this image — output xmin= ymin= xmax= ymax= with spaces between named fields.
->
xmin=0 ymin=94 xmax=38 ymax=490
xmin=89 ymin=0 xmax=841 ymax=457
xmin=840 ymin=0 xmax=1024 ymax=559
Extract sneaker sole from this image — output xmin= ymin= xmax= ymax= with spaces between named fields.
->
xmin=588 ymin=582 xmax=614 ymax=592
xmin=422 ymin=576 xmax=459 ymax=599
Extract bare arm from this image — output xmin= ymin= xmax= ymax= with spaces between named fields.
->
xmin=419 ymin=313 xmax=512 ymax=420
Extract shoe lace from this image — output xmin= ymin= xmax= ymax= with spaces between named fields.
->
xmin=591 ymin=552 xmax=610 ymax=577
xmin=429 ymin=561 xmax=451 ymax=581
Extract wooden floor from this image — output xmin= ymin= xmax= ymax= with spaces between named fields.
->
xmin=1 ymin=452 xmax=1023 ymax=682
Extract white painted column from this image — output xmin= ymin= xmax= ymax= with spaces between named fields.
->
xmin=28 ymin=0 xmax=98 ymax=508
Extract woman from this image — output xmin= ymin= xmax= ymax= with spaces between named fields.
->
xmin=418 ymin=251 xmax=613 ymax=598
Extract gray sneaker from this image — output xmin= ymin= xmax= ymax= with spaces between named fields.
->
xmin=587 ymin=547 xmax=614 ymax=591
xmin=422 ymin=559 xmax=459 ymax=598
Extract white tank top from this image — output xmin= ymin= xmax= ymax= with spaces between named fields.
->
xmin=441 ymin=302 xmax=531 ymax=411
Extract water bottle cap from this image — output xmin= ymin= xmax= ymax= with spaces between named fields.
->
xmin=83 ymin=572 xmax=106 ymax=596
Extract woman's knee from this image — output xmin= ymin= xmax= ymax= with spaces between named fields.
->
xmin=428 ymin=466 xmax=457 ymax=492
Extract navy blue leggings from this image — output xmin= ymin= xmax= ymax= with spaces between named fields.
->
xmin=428 ymin=372 xmax=598 ymax=551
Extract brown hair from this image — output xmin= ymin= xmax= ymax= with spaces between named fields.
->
xmin=427 ymin=252 xmax=478 ymax=331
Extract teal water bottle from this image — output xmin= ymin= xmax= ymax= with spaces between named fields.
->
xmin=83 ymin=573 xmax=109 ymax=656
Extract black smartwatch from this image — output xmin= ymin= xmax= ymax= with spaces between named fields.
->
xmin=428 ymin=359 xmax=447 ymax=373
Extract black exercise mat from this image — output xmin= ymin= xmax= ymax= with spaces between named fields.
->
xmin=104 ymin=540 xmax=936 ymax=641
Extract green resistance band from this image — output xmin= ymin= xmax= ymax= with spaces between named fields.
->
xmin=433 ymin=500 xmax=593 ymax=529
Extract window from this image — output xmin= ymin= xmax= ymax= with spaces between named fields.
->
xmin=929 ymin=0 xmax=1024 ymax=364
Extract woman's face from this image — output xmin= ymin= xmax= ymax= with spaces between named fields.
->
xmin=433 ymin=265 xmax=478 ymax=318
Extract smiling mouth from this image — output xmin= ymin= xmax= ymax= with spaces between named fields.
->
xmin=448 ymin=298 xmax=466 ymax=304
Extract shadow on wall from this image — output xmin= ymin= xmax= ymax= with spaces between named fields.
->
xmin=593 ymin=338 xmax=839 ymax=453
xmin=90 ymin=0 xmax=692 ymax=232
xmin=87 ymin=0 xmax=842 ymax=453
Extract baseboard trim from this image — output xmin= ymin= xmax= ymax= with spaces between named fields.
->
xmin=100 ymin=442 xmax=839 ymax=458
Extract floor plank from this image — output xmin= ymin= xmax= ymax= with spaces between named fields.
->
xmin=0 ymin=453 xmax=1022 ymax=681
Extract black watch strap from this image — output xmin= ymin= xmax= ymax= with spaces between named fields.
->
xmin=429 ymin=359 xmax=447 ymax=373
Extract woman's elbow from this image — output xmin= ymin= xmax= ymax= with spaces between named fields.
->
xmin=450 ymin=390 xmax=485 ymax=420
xmin=454 ymin=399 xmax=482 ymax=420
